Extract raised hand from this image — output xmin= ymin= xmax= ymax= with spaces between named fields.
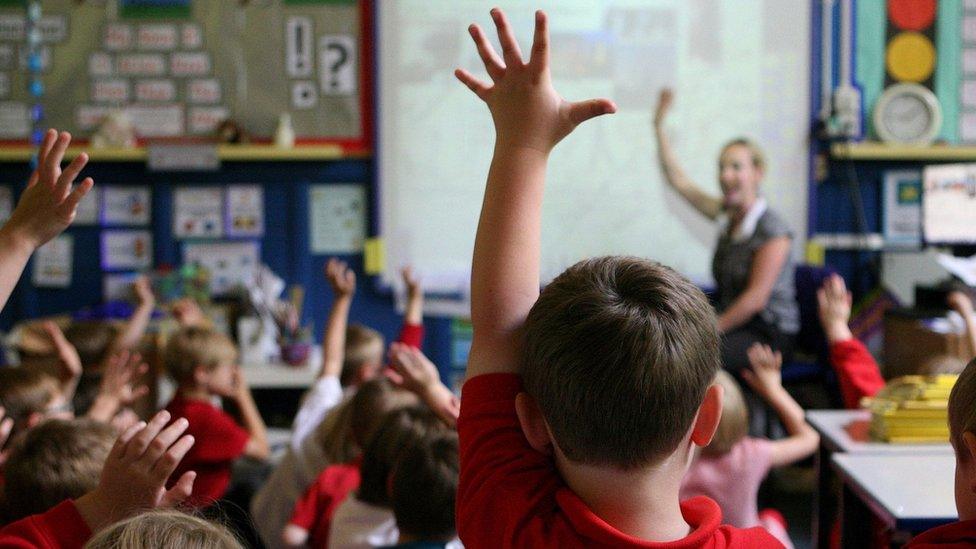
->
xmin=325 ymin=258 xmax=356 ymax=299
xmin=6 ymin=130 xmax=94 ymax=250
xmin=401 ymin=266 xmax=421 ymax=299
xmin=42 ymin=321 xmax=82 ymax=399
xmin=743 ymin=343 xmax=784 ymax=399
xmin=653 ymin=88 xmax=674 ymax=127
xmin=817 ymin=274 xmax=853 ymax=343
xmin=133 ymin=275 xmax=156 ymax=306
xmin=98 ymin=351 xmax=150 ymax=407
xmin=455 ymin=9 xmax=616 ymax=154
xmin=74 ymin=410 xmax=196 ymax=532
xmin=171 ymin=297 xmax=206 ymax=328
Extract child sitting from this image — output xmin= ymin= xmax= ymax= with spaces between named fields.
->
xmin=0 ymin=368 xmax=73 ymax=444
xmin=1 ymin=418 xmax=115 ymax=522
xmin=326 ymin=405 xmax=450 ymax=549
xmin=680 ymin=345 xmax=820 ymax=547
xmin=387 ymin=432 xmax=460 ymax=549
xmin=163 ymin=326 xmax=269 ymax=508
xmin=453 ymin=9 xmax=780 ymax=546
xmin=906 ymin=357 xmax=976 ymax=546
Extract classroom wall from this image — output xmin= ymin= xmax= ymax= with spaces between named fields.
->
xmin=0 ymin=159 xmax=455 ymax=379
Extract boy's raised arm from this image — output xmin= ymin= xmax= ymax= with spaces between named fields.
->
xmin=458 ymin=9 xmax=615 ymax=377
xmin=0 ymin=130 xmax=94 ymax=314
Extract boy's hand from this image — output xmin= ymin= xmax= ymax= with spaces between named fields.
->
xmin=172 ymin=298 xmax=206 ymax=328
xmin=133 ymin=275 xmax=156 ymax=307
xmin=456 ymin=9 xmax=615 ymax=154
xmin=5 ymin=130 xmax=94 ymax=251
xmin=388 ymin=342 xmax=439 ymax=396
xmin=948 ymin=291 xmax=974 ymax=318
xmin=99 ymin=350 xmax=150 ymax=407
xmin=743 ymin=343 xmax=784 ymax=399
xmin=42 ymin=321 xmax=82 ymax=385
xmin=817 ymin=274 xmax=853 ymax=343
xmin=74 ymin=410 xmax=196 ymax=532
xmin=325 ymin=258 xmax=356 ymax=299
xmin=653 ymin=88 xmax=674 ymax=128
xmin=401 ymin=266 xmax=421 ymax=299
xmin=0 ymin=407 xmax=13 ymax=467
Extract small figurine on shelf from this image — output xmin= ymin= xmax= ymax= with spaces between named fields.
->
xmin=91 ymin=110 xmax=137 ymax=149
xmin=216 ymin=119 xmax=249 ymax=144
xmin=274 ymin=113 xmax=295 ymax=148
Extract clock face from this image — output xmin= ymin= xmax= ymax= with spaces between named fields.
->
xmin=883 ymin=94 xmax=931 ymax=141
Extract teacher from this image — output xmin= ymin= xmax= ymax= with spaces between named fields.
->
xmin=652 ymin=89 xmax=798 ymax=374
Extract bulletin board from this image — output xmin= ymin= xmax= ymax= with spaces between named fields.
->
xmin=0 ymin=0 xmax=369 ymax=150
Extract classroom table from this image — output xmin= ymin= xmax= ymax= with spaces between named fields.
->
xmin=242 ymin=345 xmax=321 ymax=389
xmin=832 ymin=453 xmax=957 ymax=547
xmin=807 ymin=410 xmax=952 ymax=549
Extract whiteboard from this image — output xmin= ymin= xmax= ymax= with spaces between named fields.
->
xmin=379 ymin=0 xmax=810 ymax=297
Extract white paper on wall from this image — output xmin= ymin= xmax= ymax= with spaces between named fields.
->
xmin=174 ymin=187 xmax=224 ymax=238
xmin=183 ymin=241 xmax=260 ymax=296
xmin=286 ymin=17 xmax=314 ymax=78
xmin=74 ymin=186 xmax=101 ymax=225
xmin=32 ymin=235 xmax=73 ymax=288
xmin=318 ymin=35 xmax=357 ymax=95
xmin=101 ymin=230 xmax=153 ymax=270
xmin=309 ymin=184 xmax=366 ymax=253
xmin=226 ymin=185 xmax=265 ymax=237
xmin=103 ymin=186 xmax=151 ymax=226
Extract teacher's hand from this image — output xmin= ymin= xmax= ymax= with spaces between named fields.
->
xmin=653 ymin=88 xmax=674 ymax=128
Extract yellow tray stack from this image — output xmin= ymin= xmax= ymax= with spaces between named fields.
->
xmin=868 ymin=375 xmax=958 ymax=443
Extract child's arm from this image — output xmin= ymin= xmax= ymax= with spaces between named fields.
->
xmin=0 ymin=130 xmax=94 ymax=315
xmin=818 ymin=274 xmax=885 ymax=407
xmin=456 ymin=9 xmax=615 ymax=377
xmin=73 ymin=409 xmax=196 ymax=533
xmin=87 ymin=350 xmax=150 ymax=424
xmin=652 ymin=89 xmax=723 ymax=220
xmin=110 ymin=275 xmax=156 ymax=354
xmin=232 ymin=367 xmax=270 ymax=460
xmin=389 ymin=342 xmax=459 ymax=427
xmin=743 ymin=344 xmax=819 ymax=467
xmin=402 ymin=266 xmax=423 ymax=327
xmin=290 ymin=259 xmax=354 ymax=448
xmin=171 ymin=297 xmax=209 ymax=329
xmin=948 ymin=291 xmax=976 ymax=359
xmin=0 ymin=407 xmax=13 ymax=466
xmin=41 ymin=321 xmax=82 ymax=404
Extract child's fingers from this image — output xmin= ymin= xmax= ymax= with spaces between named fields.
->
xmin=56 ymin=152 xmax=89 ymax=198
xmin=129 ymin=385 xmax=150 ymax=402
xmin=142 ymin=417 xmax=189 ymax=465
xmin=468 ymin=24 xmax=505 ymax=80
xmin=161 ymin=470 xmax=196 ymax=508
xmin=124 ymin=410 xmax=170 ymax=460
xmin=490 ymin=8 xmax=524 ymax=66
xmin=529 ymin=10 xmax=549 ymax=70
xmin=816 ymin=288 xmax=827 ymax=311
xmin=62 ymin=177 xmax=94 ymax=213
xmin=111 ymin=420 xmax=147 ymax=459
xmin=455 ymin=69 xmax=491 ymax=100
xmin=34 ymin=129 xmax=58 ymax=176
xmin=151 ymin=433 xmax=195 ymax=483
xmin=0 ymin=416 xmax=13 ymax=446
xmin=43 ymin=132 xmax=71 ymax=182
xmin=567 ymin=98 xmax=617 ymax=126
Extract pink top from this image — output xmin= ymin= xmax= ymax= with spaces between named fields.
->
xmin=680 ymin=437 xmax=772 ymax=528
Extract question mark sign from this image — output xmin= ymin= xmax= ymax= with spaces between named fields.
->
xmin=327 ymin=43 xmax=348 ymax=90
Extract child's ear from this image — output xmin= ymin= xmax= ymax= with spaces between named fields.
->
xmin=515 ymin=392 xmax=553 ymax=456
xmin=192 ymin=364 xmax=209 ymax=385
xmin=963 ymin=432 xmax=976 ymax=492
xmin=690 ymin=383 xmax=723 ymax=447
xmin=26 ymin=411 xmax=44 ymax=429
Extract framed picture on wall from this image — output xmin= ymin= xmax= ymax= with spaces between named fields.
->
xmin=882 ymin=170 xmax=923 ymax=249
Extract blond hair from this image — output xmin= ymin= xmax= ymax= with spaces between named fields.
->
xmin=84 ymin=510 xmax=242 ymax=549
xmin=341 ymin=324 xmax=384 ymax=386
xmin=703 ymin=371 xmax=749 ymax=457
xmin=164 ymin=327 xmax=237 ymax=385
xmin=3 ymin=418 xmax=115 ymax=521
xmin=922 ymin=354 xmax=967 ymax=376
xmin=721 ymin=137 xmax=766 ymax=171
xmin=949 ymin=359 xmax=976 ymax=460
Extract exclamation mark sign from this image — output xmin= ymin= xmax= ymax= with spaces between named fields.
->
xmin=286 ymin=17 xmax=313 ymax=78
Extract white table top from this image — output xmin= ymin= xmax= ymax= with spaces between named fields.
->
xmin=832 ymin=453 xmax=957 ymax=531
xmin=242 ymin=345 xmax=321 ymax=388
xmin=807 ymin=409 xmax=952 ymax=455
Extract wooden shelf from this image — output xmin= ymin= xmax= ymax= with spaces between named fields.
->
xmin=831 ymin=141 xmax=976 ymax=161
xmin=0 ymin=144 xmax=369 ymax=162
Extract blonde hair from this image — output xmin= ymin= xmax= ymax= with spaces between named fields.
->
xmin=3 ymin=419 xmax=115 ymax=521
xmin=341 ymin=324 xmax=385 ymax=386
xmin=721 ymin=138 xmax=766 ymax=171
xmin=922 ymin=354 xmax=967 ymax=376
xmin=949 ymin=359 xmax=976 ymax=460
xmin=703 ymin=371 xmax=748 ymax=457
xmin=84 ymin=510 xmax=242 ymax=549
xmin=164 ymin=327 xmax=238 ymax=385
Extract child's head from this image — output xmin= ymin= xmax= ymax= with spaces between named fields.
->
xmin=84 ymin=510 xmax=243 ymax=549
xmin=520 ymin=256 xmax=721 ymax=470
xmin=357 ymin=405 xmax=449 ymax=507
xmin=65 ymin=321 xmax=119 ymax=371
xmin=0 ymin=368 xmax=68 ymax=440
xmin=949 ymin=358 xmax=976 ymax=520
xmin=314 ymin=377 xmax=419 ymax=464
xmin=342 ymin=324 xmax=385 ymax=386
xmin=165 ymin=327 xmax=238 ymax=393
xmin=2 ymin=418 xmax=114 ymax=521
xmin=922 ymin=354 xmax=968 ymax=376
xmin=391 ymin=432 xmax=459 ymax=543
xmin=702 ymin=371 xmax=748 ymax=457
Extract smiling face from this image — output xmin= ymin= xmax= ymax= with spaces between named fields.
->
xmin=718 ymin=143 xmax=764 ymax=214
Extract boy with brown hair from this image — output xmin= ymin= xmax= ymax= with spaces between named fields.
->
xmin=388 ymin=432 xmax=459 ymax=548
xmin=454 ymin=9 xmax=779 ymax=546
xmin=163 ymin=326 xmax=269 ymax=508
xmin=906 ymin=358 xmax=976 ymax=546
xmin=1 ymin=418 xmax=115 ymax=521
